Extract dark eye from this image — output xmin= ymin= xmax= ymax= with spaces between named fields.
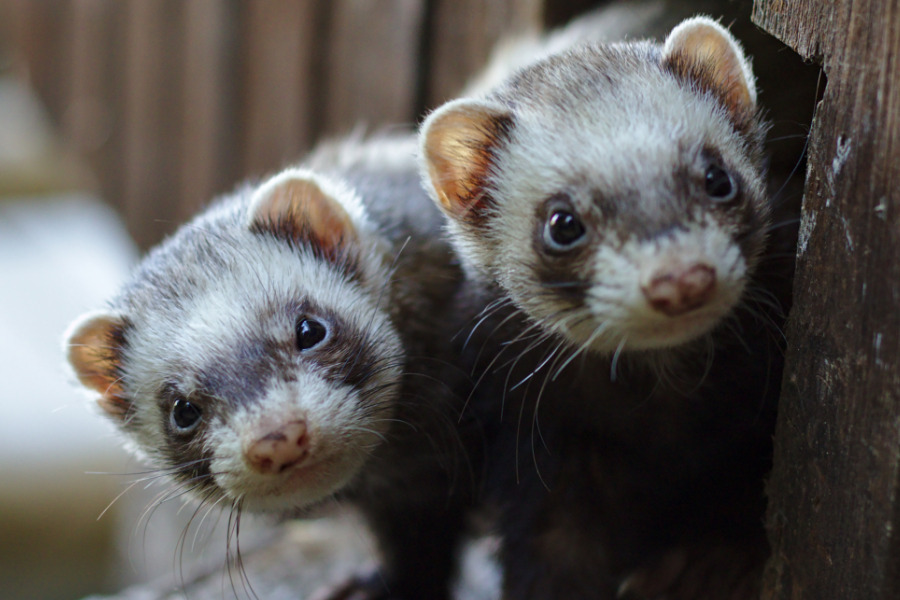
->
xmin=545 ymin=209 xmax=587 ymax=250
xmin=171 ymin=397 xmax=202 ymax=431
xmin=296 ymin=318 xmax=327 ymax=350
xmin=705 ymin=164 xmax=738 ymax=202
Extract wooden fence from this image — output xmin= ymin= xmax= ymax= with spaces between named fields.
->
xmin=3 ymin=0 xmax=899 ymax=597
xmin=0 ymin=0 xmax=551 ymax=249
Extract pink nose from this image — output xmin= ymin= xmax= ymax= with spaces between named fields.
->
xmin=244 ymin=419 xmax=310 ymax=475
xmin=642 ymin=263 xmax=717 ymax=316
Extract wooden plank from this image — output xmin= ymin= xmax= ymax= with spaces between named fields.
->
xmin=63 ymin=0 xmax=109 ymax=157
xmin=322 ymin=0 xmax=426 ymax=135
xmin=121 ymin=0 xmax=186 ymax=249
xmin=424 ymin=0 xmax=543 ymax=107
xmin=62 ymin=0 xmax=122 ymax=205
xmin=0 ymin=1 xmax=27 ymax=73
xmin=752 ymin=1 xmax=900 ymax=598
xmin=2 ymin=0 xmax=71 ymax=126
xmin=238 ymin=0 xmax=317 ymax=178
xmin=179 ymin=0 xmax=233 ymax=218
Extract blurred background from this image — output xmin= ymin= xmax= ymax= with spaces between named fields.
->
xmin=0 ymin=1 xmax=594 ymax=599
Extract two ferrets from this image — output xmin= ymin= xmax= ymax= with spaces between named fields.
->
xmin=421 ymin=16 xmax=785 ymax=599
xmin=65 ymin=135 xmax=481 ymax=600
xmin=63 ymin=9 xmax=629 ymax=597
xmin=65 ymin=7 xmax=801 ymax=600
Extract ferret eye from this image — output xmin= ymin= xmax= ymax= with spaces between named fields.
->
xmin=705 ymin=165 xmax=738 ymax=202
xmin=296 ymin=318 xmax=327 ymax=350
xmin=171 ymin=397 xmax=202 ymax=431
xmin=545 ymin=209 xmax=587 ymax=250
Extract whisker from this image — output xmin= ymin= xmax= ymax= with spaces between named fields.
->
xmin=96 ymin=479 xmax=143 ymax=521
xmin=507 ymin=333 xmax=563 ymax=392
xmin=609 ymin=336 xmax=628 ymax=382
xmin=458 ymin=295 xmax=515 ymax=345
xmin=553 ymin=320 xmax=609 ymax=381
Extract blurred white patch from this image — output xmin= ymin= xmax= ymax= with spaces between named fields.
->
xmin=0 ymin=193 xmax=137 ymax=468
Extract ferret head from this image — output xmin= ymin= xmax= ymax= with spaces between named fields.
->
xmin=65 ymin=170 xmax=404 ymax=513
xmin=421 ymin=17 xmax=768 ymax=354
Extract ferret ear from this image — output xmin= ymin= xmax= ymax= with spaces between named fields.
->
xmin=420 ymin=98 xmax=513 ymax=224
xmin=662 ymin=16 xmax=757 ymax=131
xmin=247 ymin=169 xmax=359 ymax=260
xmin=64 ymin=311 xmax=131 ymax=420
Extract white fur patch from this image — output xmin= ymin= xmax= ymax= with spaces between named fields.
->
xmin=579 ymin=215 xmax=747 ymax=352
xmin=209 ymin=374 xmax=391 ymax=512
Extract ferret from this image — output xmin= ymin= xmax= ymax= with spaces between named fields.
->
xmin=420 ymin=16 xmax=786 ymax=599
xmin=62 ymin=10 xmax=670 ymax=596
xmin=64 ymin=134 xmax=481 ymax=600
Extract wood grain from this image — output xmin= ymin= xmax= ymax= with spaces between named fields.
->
xmin=322 ymin=0 xmax=426 ymax=135
xmin=180 ymin=0 xmax=233 ymax=219
xmin=3 ymin=0 xmax=71 ymax=125
xmin=2 ymin=0 xmax=558 ymax=248
xmin=425 ymin=0 xmax=542 ymax=107
xmin=752 ymin=1 xmax=900 ymax=598
xmin=63 ymin=0 xmax=126 ymax=208
xmin=239 ymin=0 xmax=317 ymax=178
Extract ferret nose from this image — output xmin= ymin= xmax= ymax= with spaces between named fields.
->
xmin=642 ymin=263 xmax=717 ymax=316
xmin=244 ymin=419 xmax=310 ymax=475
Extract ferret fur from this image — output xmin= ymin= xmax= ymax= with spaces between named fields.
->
xmin=421 ymin=14 xmax=788 ymax=600
xmin=65 ymin=134 xmax=480 ymax=600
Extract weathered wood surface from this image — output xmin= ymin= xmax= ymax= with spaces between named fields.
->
xmin=752 ymin=1 xmax=900 ymax=598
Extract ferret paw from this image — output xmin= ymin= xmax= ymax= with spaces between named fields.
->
xmin=617 ymin=542 xmax=764 ymax=600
